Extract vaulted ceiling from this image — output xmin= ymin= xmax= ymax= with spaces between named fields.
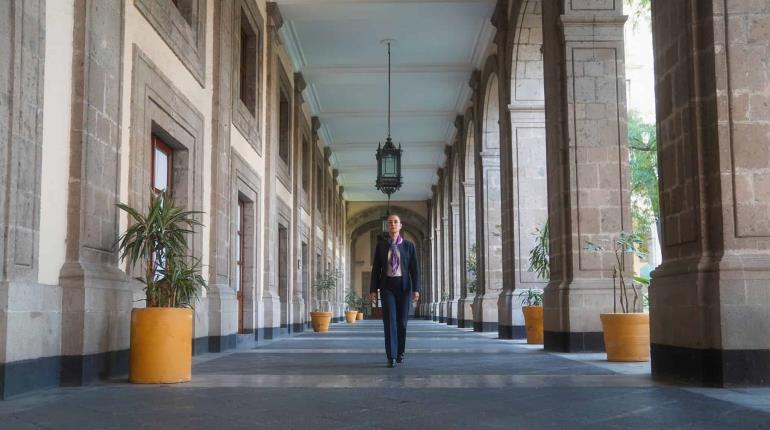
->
xmin=277 ymin=0 xmax=497 ymax=201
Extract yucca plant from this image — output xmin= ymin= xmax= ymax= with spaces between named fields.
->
xmin=518 ymin=288 xmax=544 ymax=307
xmin=528 ymin=222 xmax=549 ymax=280
xmin=345 ymin=288 xmax=361 ymax=311
xmin=312 ymin=269 xmax=340 ymax=312
xmin=116 ymin=190 xmax=206 ymax=307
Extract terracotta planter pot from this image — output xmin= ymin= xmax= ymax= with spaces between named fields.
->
xmin=310 ymin=311 xmax=333 ymax=332
xmin=522 ymin=306 xmax=544 ymax=344
xmin=130 ymin=307 xmax=193 ymax=384
xmin=356 ymin=311 xmax=363 ymax=320
xmin=345 ymin=310 xmax=358 ymax=324
xmin=600 ymin=313 xmax=650 ymax=362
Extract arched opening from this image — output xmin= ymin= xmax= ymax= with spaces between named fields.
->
xmin=448 ymin=152 xmax=462 ymax=326
xmin=472 ymin=69 xmax=503 ymax=332
xmin=459 ymin=117 xmax=476 ymax=328
xmin=346 ymin=206 xmax=429 ymax=319
xmin=501 ymin=0 xmax=548 ymax=339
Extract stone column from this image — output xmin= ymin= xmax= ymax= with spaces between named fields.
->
xmin=458 ymin=181 xmax=476 ymax=328
xmin=473 ymin=150 xmax=502 ymax=332
xmin=60 ymin=0 xmax=134 ymax=385
xmin=499 ymin=103 xmax=548 ymax=339
xmin=442 ymin=212 xmax=451 ymax=324
xmin=261 ymin=2 xmax=284 ymax=338
xmin=430 ymin=193 xmax=440 ymax=321
xmin=497 ymin=0 xmax=549 ymax=340
xmin=420 ymin=236 xmax=431 ymax=318
xmin=435 ymin=207 xmax=445 ymax=323
xmin=541 ymin=0 xmax=630 ymax=352
xmin=448 ymin=202 xmax=461 ymax=325
xmin=207 ymin=0 xmax=237 ymax=352
xmin=0 ymin=0 xmax=48 ymax=398
xmin=291 ymin=73 xmax=307 ymax=333
xmin=650 ymin=0 xmax=770 ymax=386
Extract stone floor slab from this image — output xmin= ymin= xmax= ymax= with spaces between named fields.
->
xmin=1 ymin=320 xmax=770 ymax=429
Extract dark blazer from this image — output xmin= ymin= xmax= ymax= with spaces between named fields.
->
xmin=370 ymin=237 xmax=420 ymax=294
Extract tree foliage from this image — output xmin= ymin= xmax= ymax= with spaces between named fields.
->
xmin=466 ymin=243 xmax=477 ymax=294
xmin=628 ymin=110 xmax=659 ymax=243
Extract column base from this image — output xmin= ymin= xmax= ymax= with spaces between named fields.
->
xmin=472 ymin=294 xmax=499 ymax=332
xmin=544 ymin=330 xmax=605 ymax=352
xmin=207 ymin=334 xmax=237 ymax=353
xmin=473 ymin=321 xmax=498 ymax=332
xmin=207 ymin=285 xmax=238 ymax=352
xmin=498 ymin=324 xmax=526 ymax=340
xmin=59 ymin=262 xmax=133 ymax=386
xmin=652 ymin=343 xmax=770 ymax=387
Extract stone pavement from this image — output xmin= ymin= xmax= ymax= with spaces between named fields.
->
xmin=2 ymin=320 xmax=770 ymax=429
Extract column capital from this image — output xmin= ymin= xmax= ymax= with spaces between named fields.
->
xmin=559 ymin=15 xmax=626 ymax=42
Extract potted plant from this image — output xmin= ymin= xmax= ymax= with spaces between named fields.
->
xmin=519 ymin=289 xmax=544 ymax=344
xmin=521 ymin=222 xmax=548 ymax=344
xmin=356 ymin=295 xmax=365 ymax=320
xmin=359 ymin=299 xmax=371 ymax=320
xmin=310 ymin=269 xmax=339 ymax=332
xmin=344 ymin=289 xmax=360 ymax=324
xmin=116 ymin=190 xmax=206 ymax=384
xmin=585 ymin=232 xmax=649 ymax=362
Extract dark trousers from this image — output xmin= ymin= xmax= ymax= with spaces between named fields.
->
xmin=380 ymin=276 xmax=411 ymax=360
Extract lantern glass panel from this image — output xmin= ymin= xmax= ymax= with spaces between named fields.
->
xmin=383 ymin=155 xmax=395 ymax=177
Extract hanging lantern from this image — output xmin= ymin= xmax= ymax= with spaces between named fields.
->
xmin=376 ymin=137 xmax=402 ymax=197
xmin=375 ymin=39 xmax=402 ymax=199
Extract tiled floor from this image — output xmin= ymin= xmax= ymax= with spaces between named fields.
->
xmin=2 ymin=320 xmax=770 ymax=429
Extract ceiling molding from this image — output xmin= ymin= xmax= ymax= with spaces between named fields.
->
xmin=317 ymin=110 xmax=456 ymax=119
xmin=305 ymin=83 xmax=322 ymax=114
xmin=275 ymin=0 xmax=494 ymax=5
xmin=320 ymin=124 xmax=335 ymax=149
xmin=342 ymin=164 xmax=439 ymax=172
xmin=470 ymin=19 xmax=495 ymax=68
xmin=301 ymin=64 xmax=474 ymax=77
xmin=329 ymin=140 xmax=446 ymax=150
xmin=279 ymin=21 xmax=306 ymax=71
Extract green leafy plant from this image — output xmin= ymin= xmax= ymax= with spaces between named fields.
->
xmin=584 ymin=232 xmax=647 ymax=313
xmin=634 ymin=274 xmax=651 ymax=311
xmin=312 ymin=269 xmax=340 ymax=312
xmin=527 ymin=222 xmax=549 ymax=280
xmin=518 ymin=289 xmax=544 ymax=307
xmin=345 ymin=288 xmax=361 ymax=311
xmin=116 ymin=190 xmax=206 ymax=308
xmin=466 ymin=243 xmax=477 ymax=294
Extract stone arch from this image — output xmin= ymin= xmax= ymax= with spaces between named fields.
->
xmin=346 ymin=205 xmax=429 ymax=316
xmin=472 ymin=56 xmax=503 ymax=332
xmin=497 ymin=0 xmax=549 ymax=339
